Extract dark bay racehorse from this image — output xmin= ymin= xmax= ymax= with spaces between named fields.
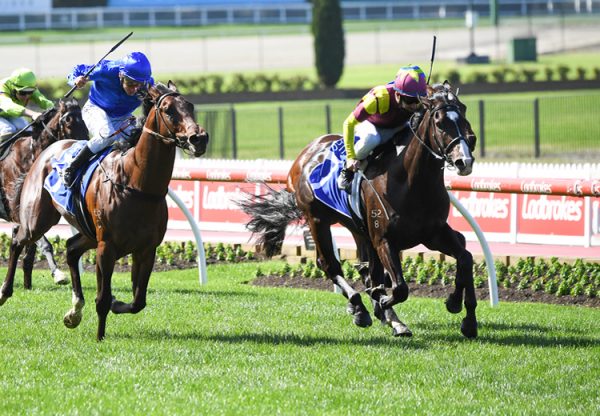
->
xmin=241 ymin=83 xmax=479 ymax=338
xmin=0 ymin=98 xmax=88 ymax=287
xmin=0 ymin=82 xmax=208 ymax=340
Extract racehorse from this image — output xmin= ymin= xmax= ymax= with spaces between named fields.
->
xmin=240 ymin=82 xmax=479 ymax=338
xmin=0 ymin=82 xmax=209 ymax=341
xmin=0 ymin=98 xmax=88 ymax=288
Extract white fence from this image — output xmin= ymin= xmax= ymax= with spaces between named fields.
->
xmin=0 ymin=1 xmax=598 ymax=30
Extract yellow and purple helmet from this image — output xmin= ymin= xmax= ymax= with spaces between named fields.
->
xmin=393 ymin=65 xmax=427 ymax=98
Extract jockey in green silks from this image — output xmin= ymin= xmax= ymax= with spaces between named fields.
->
xmin=337 ymin=65 xmax=428 ymax=192
xmin=0 ymin=68 xmax=54 ymax=141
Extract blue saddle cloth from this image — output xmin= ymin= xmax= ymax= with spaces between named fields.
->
xmin=308 ymin=138 xmax=353 ymax=219
xmin=43 ymin=142 xmax=111 ymax=216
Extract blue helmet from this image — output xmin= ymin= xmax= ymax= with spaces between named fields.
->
xmin=119 ymin=52 xmax=152 ymax=83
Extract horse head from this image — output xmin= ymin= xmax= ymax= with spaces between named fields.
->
xmin=31 ymin=98 xmax=88 ymax=145
xmin=417 ymin=82 xmax=476 ymax=176
xmin=144 ymin=81 xmax=209 ymax=157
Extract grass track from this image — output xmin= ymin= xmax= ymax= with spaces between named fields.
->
xmin=0 ymin=262 xmax=598 ymax=415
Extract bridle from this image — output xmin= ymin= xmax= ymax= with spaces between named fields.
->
xmin=408 ymin=94 xmax=471 ymax=169
xmin=142 ymin=91 xmax=198 ymax=155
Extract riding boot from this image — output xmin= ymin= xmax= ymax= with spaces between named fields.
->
xmin=63 ymin=145 xmax=94 ymax=188
xmin=337 ymin=167 xmax=355 ymax=193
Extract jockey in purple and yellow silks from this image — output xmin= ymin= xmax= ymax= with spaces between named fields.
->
xmin=337 ymin=65 xmax=428 ymax=192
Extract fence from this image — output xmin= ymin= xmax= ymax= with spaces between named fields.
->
xmin=194 ymin=92 xmax=600 ymax=162
xmin=0 ymin=0 xmax=599 ymax=30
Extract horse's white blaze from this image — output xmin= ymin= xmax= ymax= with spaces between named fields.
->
xmin=447 ymin=110 xmax=460 ymax=122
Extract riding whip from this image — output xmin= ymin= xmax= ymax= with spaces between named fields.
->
xmin=63 ymin=31 xmax=134 ymax=99
xmin=427 ymin=35 xmax=437 ymax=85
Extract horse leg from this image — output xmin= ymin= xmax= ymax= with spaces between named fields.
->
xmin=95 ymin=241 xmax=117 ymax=341
xmin=111 ymin=247 xmax=156 ymax=314
xmin=0 ymin=225 xmax=26 ymax=305
xmin=374 ymin=239 xmax=409 ymax=308
xmin=425 ymin=224 xmax=477 ymax=339
xmin=36 ymin=236 xmax=68 ymax=285
xmin=309 ymin=221 xmax=372 ymax=328
xmin=63 ymin=233 xmax=95 ymax=329
xmin=22 ymin=244 xmax=36 ymax=290
xmin=359 ymin=242 xmax=412 ymax=337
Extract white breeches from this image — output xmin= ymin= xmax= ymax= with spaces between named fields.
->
xmin=82 ymin=100 xmax=135 ymax=153
xmin=0 ymin=116 xmax=30 ymax=140
xmin=353 ymin=121 xmax=406 ymax=160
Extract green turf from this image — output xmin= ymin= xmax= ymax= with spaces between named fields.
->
xmin=0 ymin=263 xmax=598 ymax=415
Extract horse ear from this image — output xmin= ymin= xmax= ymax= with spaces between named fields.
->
xmin=167 ymin=80 xmax=178 ymax=92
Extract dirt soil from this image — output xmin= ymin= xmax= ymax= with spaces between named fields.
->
xmin=252 ymin=274 xmax=600 ymax=308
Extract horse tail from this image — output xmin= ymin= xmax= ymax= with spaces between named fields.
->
xmin=238 ymin=186 xmax=303 ymax=257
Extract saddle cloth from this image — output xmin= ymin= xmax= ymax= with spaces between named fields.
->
xmin=43 ymin=141 xmax=111 ymax=216
xmin=308 ymin=138 xmax=358 ymax=219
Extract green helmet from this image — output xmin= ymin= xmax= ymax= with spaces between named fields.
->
xmin=10 ymin=68 xmax=38 ymax=92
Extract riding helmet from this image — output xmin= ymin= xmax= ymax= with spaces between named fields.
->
xmin=9 ymin=68 xmax=38 ymax=92
xmin=119 ymin=52 xmax=153 ymax=83
xmin=393 ymin=65 xmax=427 ymax=97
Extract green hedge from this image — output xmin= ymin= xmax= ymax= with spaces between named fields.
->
xmin=38 ymin=63 xmax=600 ymax=100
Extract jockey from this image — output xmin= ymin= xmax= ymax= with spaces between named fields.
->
xmin=337 ymin=65 xmax=428 ymax=192
xmin=0 ymin=68 xmax=54 ymax=141
xmin=63 ymin=51 xmax=154 ymax=187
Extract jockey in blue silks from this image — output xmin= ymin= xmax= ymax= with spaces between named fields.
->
xmin=63 ymin=51 xmax=154 ymax=187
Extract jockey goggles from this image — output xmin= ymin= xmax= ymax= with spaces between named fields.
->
xmin=16 ymin=86 xmax=36 ymax=95
xmin=122 ymin=75 xmax=144 ymax=88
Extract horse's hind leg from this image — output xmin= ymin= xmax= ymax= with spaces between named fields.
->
xmin=111 ymin=247 xmax=156 ymax=314
xmin=36 ymin=236 xmax=68 ymax=285
xmin=309 ymin=220 xmax=372 ymax=328
xmin=359 ymin=243 xmax=412 ymax=337
xmin=426 ymin=224 xmax=477 ymax=339
xmin=0 ymin=225 xmax=26 ymax=305
xmin=63 ymin=233 xmax=95 ymax=329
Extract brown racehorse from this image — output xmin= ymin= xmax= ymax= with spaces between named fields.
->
xmin=240 ymin=83 xmax=479 ymax=338
xmin=0 ymin=98 xmax=88 ymax=288
xmin=0 ymin=82 xmax=208 ymax=341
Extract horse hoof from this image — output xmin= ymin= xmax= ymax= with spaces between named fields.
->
xmin=346 ymin=302 xmax=355 ymax=315
xmin=53 ymin=270 xmax=69 ymax=285
xmin=0 ymin=296 xmax=7 ymax=306
xmin=63 ymin=310 xmax=82 ymax=329
xmin=353 ymin=311 xmax=372 ymax=328
xmin=445 ymin=295 xmax=463 ymax=314
xmin=461 ymin=318 xmax=478 ymax=339
xmin=352 ymin=305 xmax=373 ymax=328
xmin=392 ymin=326 xmax=413 ymax=338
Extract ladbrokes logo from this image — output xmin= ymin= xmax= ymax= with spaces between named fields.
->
xmin=246 ymin=171 xmax=272 ymax=182
xmin=453 ymin=192 xmax=509 ymax=219
xmin=202 ymin=185 xmax=243 ymax=210
xmin=470 ymin=179 xmax=502 ymax=192
xmin=522 ymin=195 xmax=582 ymax=221
xmin=206 ymin=170 xmax=231 ymax=181
xmin=520 ymin=180 xmax=552 ymax=194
